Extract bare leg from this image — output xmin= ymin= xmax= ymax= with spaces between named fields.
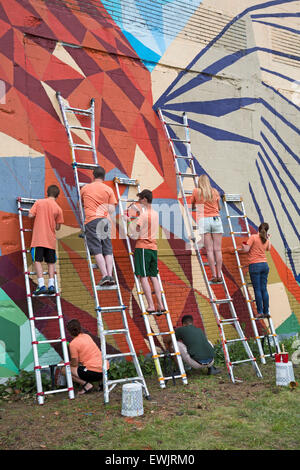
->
xmin=69 ymin=367 xmax=93 ymax=394
xmin=104 ymin=254 xmax=113 ymax=277
xmin=212 ymin=233 xmax=223 ymax=278
xmin=151 ymin=276 xmax=164 ymax=310
xmin=95 ymin=253 xmax=108 ymax=278
xmin=35 ymin=261 xmax=44 ymax=279
xmin=204 ymin=233 xmax=216 ymax=278
xmin=140 ymin=276 xmax=155 ymax=311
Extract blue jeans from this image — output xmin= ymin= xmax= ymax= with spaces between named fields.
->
xmin=249 ymin=262 xmax=269 ymax=315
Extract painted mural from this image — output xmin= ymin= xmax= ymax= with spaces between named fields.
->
xmin=0 ymin=0 xmax=299 ymax=381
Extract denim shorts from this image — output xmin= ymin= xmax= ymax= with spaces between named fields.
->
xmin=199 ymin=216 xmax=224 ymax=234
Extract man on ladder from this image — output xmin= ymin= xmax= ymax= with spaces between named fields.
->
xmin=28 ymin=185 xmax=64 ymax=295
xmin=123 ymin=189 xmax=165 ymax=314
xmin=80 ymin=166 xmax=117 ymax=287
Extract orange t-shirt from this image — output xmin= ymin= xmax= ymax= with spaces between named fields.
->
xmin=69 ymin=333 xmax=109 ymax=373
xmin=135 ymin=207 xmax=159 ymax=251
xmin=246 ymin=233 xmax=271 ymax=264
xmin=29 ymin=198 xmax=64 ymax=250
xmin=80 ymin=181 xmax=117 ymax=225
xmin=191 ymin=188 xmax=220 ymax=219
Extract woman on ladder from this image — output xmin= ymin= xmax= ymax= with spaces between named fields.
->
xmin=239 ymin=222 xmax=271 ymax=318
xmin=191 ymin=174 xmax=223 ymax=283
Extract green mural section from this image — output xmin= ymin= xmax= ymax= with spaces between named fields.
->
xmin=0 ymin=289 xmax=62 ymax=381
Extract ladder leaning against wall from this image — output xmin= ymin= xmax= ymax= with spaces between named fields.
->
xmin=157 ymin=108 xmax=263 ymax=383
xmin=222 ymin=194 xmax=280 ymax=363
xmin=114 ymin=176 xmax=188 ymax=388
xmin=56 ymin=92 xmax=150 ymax=403
xmin=17 ymin=196 xmax=75 ymax=405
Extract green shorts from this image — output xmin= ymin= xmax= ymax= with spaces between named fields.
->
xmin=134 ymin=248 xmax=158 ymax=277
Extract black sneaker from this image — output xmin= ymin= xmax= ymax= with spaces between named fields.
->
xmin=108 ymin=276 xmax=116 ymax=285
xmin=98 ymin=276 xmax=111 ymax=286
xmin=47 ymin=285 xmax=56 ymax=295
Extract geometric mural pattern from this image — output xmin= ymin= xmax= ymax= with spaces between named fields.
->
xmin=0 ymin=0 xmax=299 ymax=378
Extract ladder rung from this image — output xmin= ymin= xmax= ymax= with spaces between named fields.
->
xmin=35 ymin=339 xmax=62 ymax=345
xmin=44 ymin=388 xmax=70 ymax=396
xmin=96 ymin=285 xmax=118 ymax=291
xmin=65 ymin=106 xmax=92 ymax=115
xmin=231 ymin=231 xmax=249 ymax=234
xmin=73 ymin=162 xmax=98 ymax=170
xmin=114 ymin=177 xmax=138 ymax=186
xmin=17 ymin=197 xmax=37 ymax=204
xmin=163 ymin=121 xmax=186 ymax=127
xmin=227 ymin=215 xmax=247 ymax=218
xmin=120 ymin=198 xmax=138 ymax=203
xmin=211 ymin=298 xmax=232 ymax=304
xmin=69 ymin=125 xmax=92 ymax=131
xmin=104 ymin=329 xmax=127 ymax=335
xmin=175 ymin=155 xmax=193 ymax=160
xmin=97 ymin=306 xmax=126 ymax=312
xmin=177 ymin=173 xmax=196 ymax=178
xmin=226 ymin=338 xmax=248 ymax=344
xmin=183 ymin=190 xmax=193 ymax=195
xmin=172 ymin=138 xmax=190 ymax=143
xmin=148 ymin=331 xmax=174 ymax=337
xmin=39 ymin=363 xmax=65 ymax=369
xmin=231 ymin=358 xmax=256 ymax=365
xmin=223 ymin=194 xmax=242 ymax=202
xmin=72 ymin=144 xmax=93 ymax=150
xmin=106 ymin=352 xmax=133 ymax=359
xmin=163 ymin=375 xmax=186 ymax=381
xmin=107 ymin=377 xmax=143 ymax=386
xmin=34 ymin=316 xmax=61 ymax=321
xmin=219 ymin=318 xmax=238 ymax=323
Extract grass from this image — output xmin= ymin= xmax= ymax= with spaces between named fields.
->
xmin=0 ymin=362 xmax=299 ymax=450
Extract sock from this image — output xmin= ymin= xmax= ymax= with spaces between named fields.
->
xmin=38 ymin=278 xmax=45 ymax=288
xmin=48 ymin=278 xmax=55 ymax=288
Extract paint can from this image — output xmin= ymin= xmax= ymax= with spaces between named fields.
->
xmin=276 ymin=361 xmax=295 ymax=387
xmin=121 ymin=383 xmax=144 ymax=417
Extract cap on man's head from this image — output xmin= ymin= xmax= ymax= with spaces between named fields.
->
xmin=137 ymin=189 xmax=153 ymax=203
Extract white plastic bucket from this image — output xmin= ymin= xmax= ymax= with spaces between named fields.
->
xmin=121 ymin=383 xmax=144 ymax=417
xmin=276 ymin=361 xmax=295 ymax=386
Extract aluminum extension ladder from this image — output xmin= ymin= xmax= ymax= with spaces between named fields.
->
xmin=17 ymin=197 xmax=74 ymax=405
xmin=158 ymin=109 xmax=263 ymax=383
xmin=56 ymin=92 xmax=150 ymax=403
xmin=114 ymin=176 xmax=188 ymax=388
xmin=222 ymin=194 xmax=280 ymax=362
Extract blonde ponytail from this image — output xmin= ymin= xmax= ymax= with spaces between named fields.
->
xmin=197 ymin=174 xmax=214 ymax=202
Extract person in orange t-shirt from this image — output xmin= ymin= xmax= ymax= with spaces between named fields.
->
xmin=191 ymin=174 xmax=223 ymax=283
xmin=80 ymin=166 xmax=117 ymax=287
xmin=123 ymin=189 xmax=165 ymax=315
xmin=28 ymin=185 xmax=64 ymax=296
xmin=239 ymin=222 xmax=271 ymax=318
xmin=66 ymin=319 xmax=108 ymax=395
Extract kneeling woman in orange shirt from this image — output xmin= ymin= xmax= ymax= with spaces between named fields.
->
xmin=191 ymin=174 xmax=224 ymax=283
xmin=66 ymin=319 xmax=109 ymax=395
xmin=240 ymin=222 xmax=271 ymax=318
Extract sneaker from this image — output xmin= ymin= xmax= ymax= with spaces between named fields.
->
xmin=47 ymin=285 xmax=56 ymax=295
xmin=108 ymin=276 xmax=116 ymax=285
xmin=98 ymin=276 xmax=111 ymax=286
xmin=33 ymin=285 xmax=47 ymax=296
